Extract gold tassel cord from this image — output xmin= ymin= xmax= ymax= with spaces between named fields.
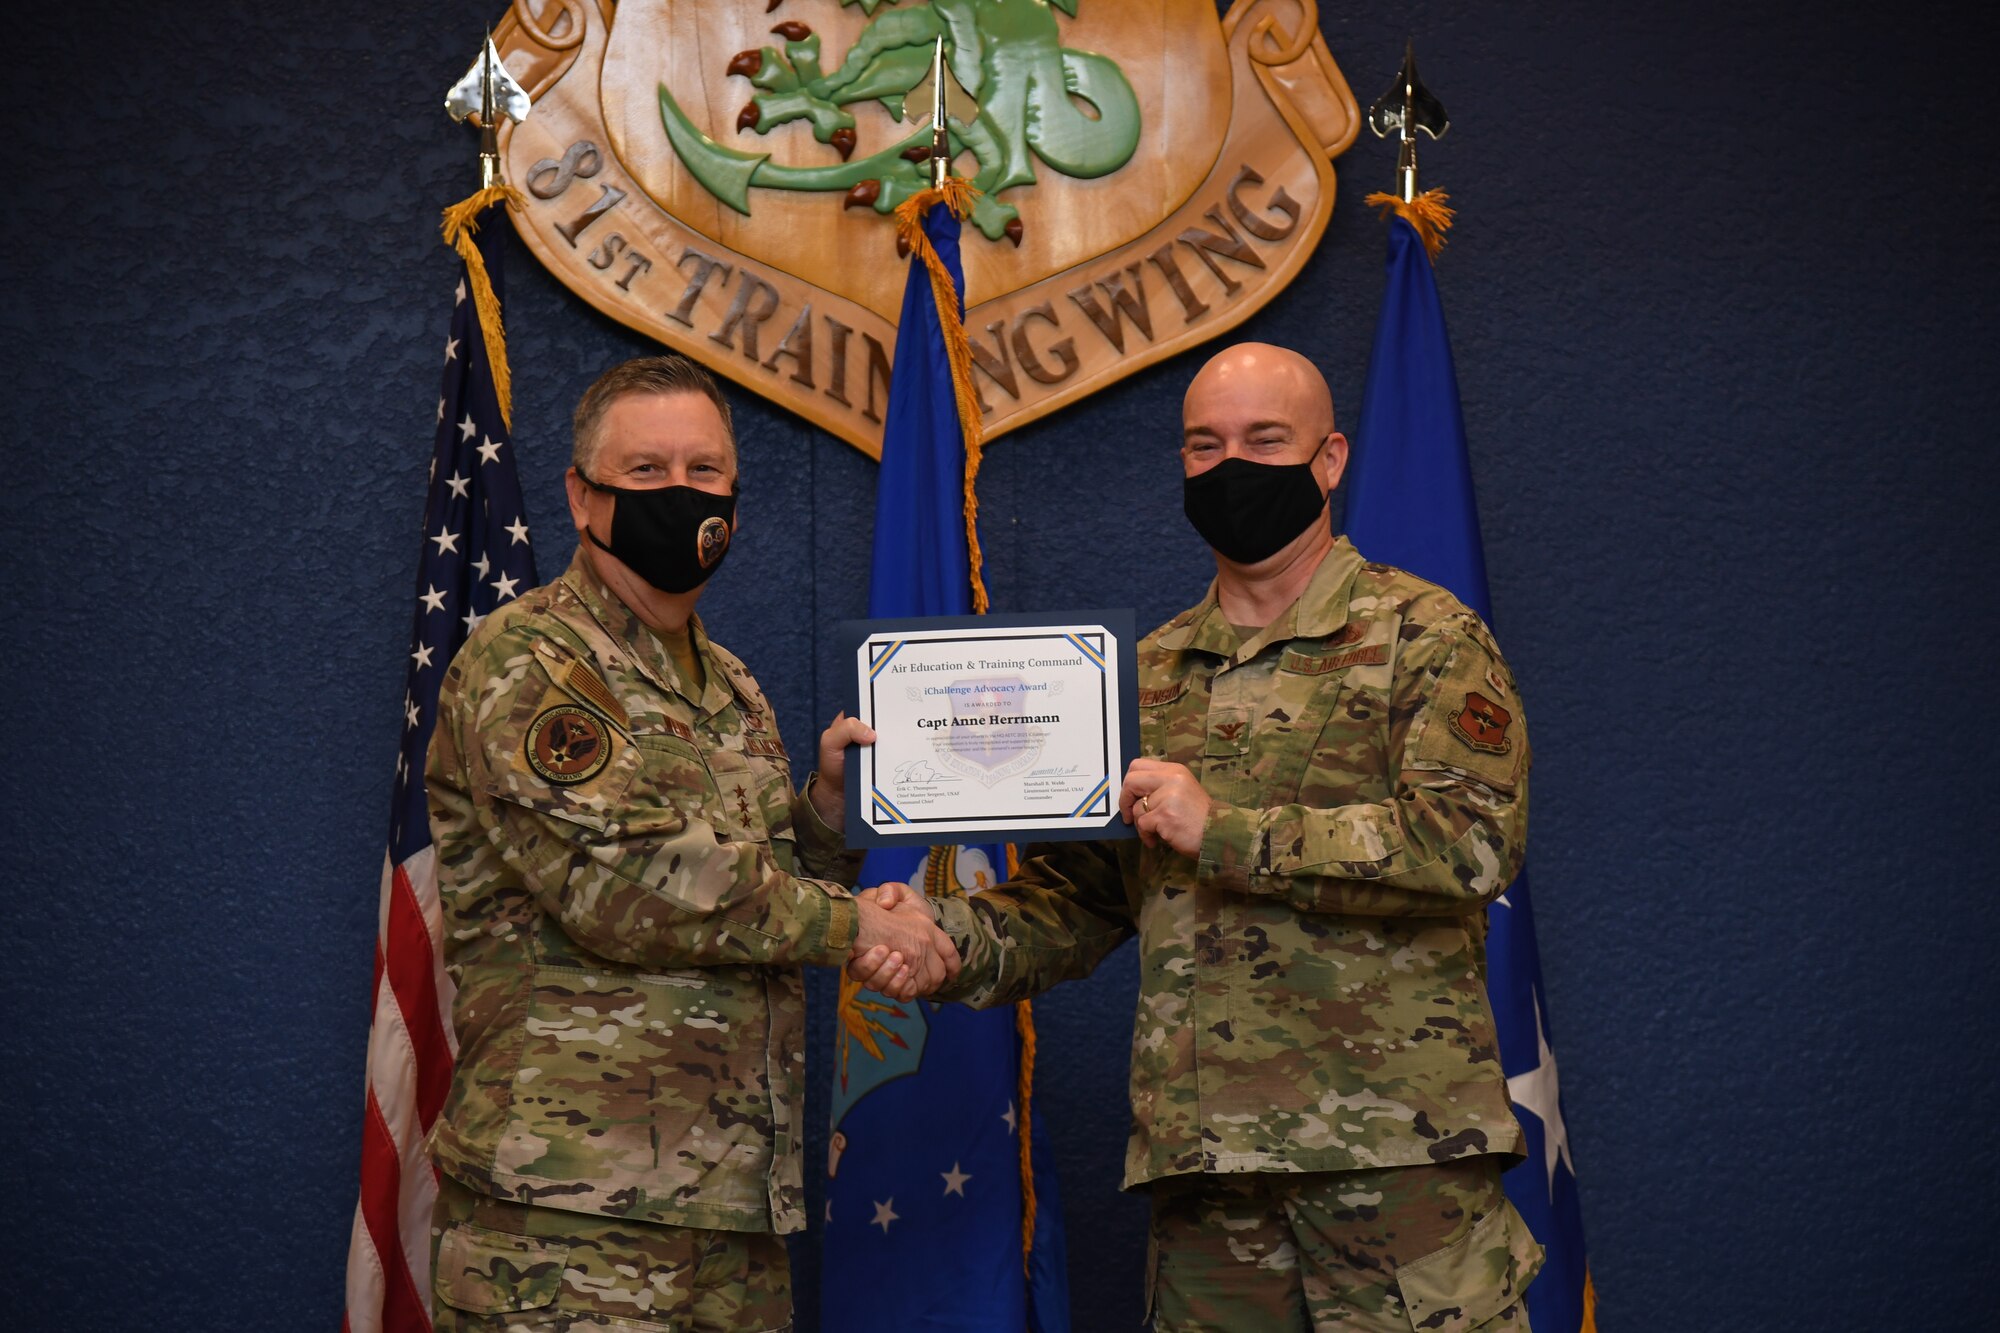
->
xmin=892 ymin=178 xmax=992 ymax=613
xmin=440 ymin=182 xmax=525 ymax=427
xmin=1364 ymin=188 xmax=1455 ymax=261
xmin=895 ymin=179 xmax=1041 ymax=1273
xmin=1006 ymin=844 xmax=1039 ymax=1273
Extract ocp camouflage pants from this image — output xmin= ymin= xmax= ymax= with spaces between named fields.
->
xmin=1148 ymin=1158 xmax=1541 ymax=1332
xmin=430 ymin=1172 xmax=792 ymax=1332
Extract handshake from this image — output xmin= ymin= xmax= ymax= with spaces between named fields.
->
xmin=847 ymin=882 xmax=960 ymax=1001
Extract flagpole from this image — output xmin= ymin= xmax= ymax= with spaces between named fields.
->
xmin=342 ymin=38 xmax=541 ymax=1333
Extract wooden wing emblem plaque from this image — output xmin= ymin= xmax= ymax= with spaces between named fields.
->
xmin=493 ymin=0 xmax=1358 ymax=457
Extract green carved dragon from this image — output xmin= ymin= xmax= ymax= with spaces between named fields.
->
xmin=656 ymin=0 xmax=1141 ymax=243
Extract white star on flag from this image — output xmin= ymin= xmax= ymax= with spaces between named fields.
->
xmin=462 ymin=608 xmax=486 ymax=634
xmin=403 ymin=696 xmax=419 ymax=729
xmin=491 ymin=573 xmax=519 ymax=600
xmin=1504 ymin=990 xmax=1574 ymax=1194
xmin=477 ymin=436 xmax=504 ymax=465
xmin=411 ymin=643 xmax=434 ymax=669
xmin=1001 ymin=1100 xmax=1017 ymax=1133
xmin=436 ymin=397 xmax=445 ymax=423
xmin=505 ymin=517 xmax=531 ymax=545
xmin=473 ymin=554 xmax=491 ymax=579
xmin=445 ymin=473 xmax=470 ymax=499
xmin=419 ymin=586 xmax=447 ymax=613
xmin=870 ymin=1199 xmax=899 ymax=1234
xmin=941 ymin=1163 xmax=971 ymax=1197
xmin=458 ymin=413 xmax=477 ymax=442
xmin=430 ymin=528 xmax=460 ymax=555
xmin=455 ymin=278 xmax=467 ymax=305
xmin=444 ymin=336 xmax=459 ymax=362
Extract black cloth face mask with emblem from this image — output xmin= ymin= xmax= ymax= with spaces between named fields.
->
xmin=1181 ymin=447 xmax=1330 ymax=565
xmin=576 ymin=471 xmax=738 ymax=594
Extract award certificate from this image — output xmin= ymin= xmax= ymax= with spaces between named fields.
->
xmin=842 ymin=612 xmax=1140 ymax=848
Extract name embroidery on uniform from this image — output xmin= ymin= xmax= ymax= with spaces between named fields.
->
xmin=744 ymin=737 xmax=787 ymax=759
xmin=1282 ymin=644 xmax=1389 ymax=675
xmin=1138 ymin=684 xmax=1184 ymax=707
xmin=1448 ymin=691 xmax=1514 ymax=755
xmin=526 ymin=705 xmax=614 ymax=784
xmin=659 ymin=717 xmax=697 ymax=744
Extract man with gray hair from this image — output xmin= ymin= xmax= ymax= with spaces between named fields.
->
xmin=424 ymin=354 xmax=954 ymax=1331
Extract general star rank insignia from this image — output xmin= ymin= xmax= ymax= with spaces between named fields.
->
xmin=527 ymin=705 xmax=614 ymax=784
xmin=1448 ymin=691 xmax=1514 ymax=755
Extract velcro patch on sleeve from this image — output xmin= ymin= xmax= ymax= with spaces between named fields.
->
xmin=524 ymin=705 xmax=615 ymax=786
xmin=560 ymin=660 xmax=630 ymax=731
xmin=1410 ymin=635 xmax=1525 ymax=790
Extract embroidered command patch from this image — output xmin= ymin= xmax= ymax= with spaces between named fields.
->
xmin=1448 ymin=691 xmax=1514 ymax=755
xmin=526 ymin=705 xmax=613 ymax=784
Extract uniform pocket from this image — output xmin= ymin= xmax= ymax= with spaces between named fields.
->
xmin=1395 ymin=1197 xmax=1543 ymax=1332
xmin=433 ymin=1222 xmax=566 ymax=1314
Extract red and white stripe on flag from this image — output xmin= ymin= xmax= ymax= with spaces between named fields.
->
xmin=343 ymin=848 xmax=455 ymax=1333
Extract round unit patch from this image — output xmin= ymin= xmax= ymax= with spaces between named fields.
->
xmin=526 ymin=705 xmax=613 ymax=784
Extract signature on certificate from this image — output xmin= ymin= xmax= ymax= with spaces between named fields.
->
xmin=893 ymin=759 xmax=960 ymax=785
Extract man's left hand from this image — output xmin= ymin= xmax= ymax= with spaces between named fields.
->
xmin=1119 ymin=758 xmax=1210 ymax=856
xmin=810 ymin=711 xmax=876 ymax=829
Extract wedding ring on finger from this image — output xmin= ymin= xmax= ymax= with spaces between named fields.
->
xmin=1140 ymin=795 xmax=1151 ymax=813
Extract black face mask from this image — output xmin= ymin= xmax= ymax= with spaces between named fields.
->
xmin=578 ymin=472 xmax=738 ymax=594
xmin=1182 ymin=450 xmax=1329 ymax=564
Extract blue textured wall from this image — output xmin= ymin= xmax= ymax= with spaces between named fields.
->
xmin=8 ymin=1 xmax=1996 ymax=1328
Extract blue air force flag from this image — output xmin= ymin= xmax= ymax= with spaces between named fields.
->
xmin=1344 ymin=214 xmax=1595 ymax=1332
xmin=819 ymin=197 xmax=1068 ymax=1333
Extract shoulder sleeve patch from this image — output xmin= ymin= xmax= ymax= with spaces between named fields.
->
xmin=1408 ymin=631 xmax=1526 ymax=790
xmin=524 ymin=705 xmax=615 ymax=785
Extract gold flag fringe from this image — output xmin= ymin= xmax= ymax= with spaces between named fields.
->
xmin=894 ymin=177 xmax=1043 ymax=1274
xmin=893 ymin=178 xmax=991 ymax=613
xmin=1006 ymin=844 xmax=1039 ymax=1274
xmin=440 ymin=182 xmax=525 ymax=427
xmin=1364 ymin=189 xmax=1455 ymax=260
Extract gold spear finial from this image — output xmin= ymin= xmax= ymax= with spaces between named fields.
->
xmin=1367 ymin=42 xmax=1449 ymax=202
xmin=929 ymin=35 xmax=952 ymax=189
xmin=445 ymin=32 xmax=531 ymax=190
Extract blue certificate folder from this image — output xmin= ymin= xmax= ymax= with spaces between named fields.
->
xmin=840 ymin=611 xmax=1141 ymax=849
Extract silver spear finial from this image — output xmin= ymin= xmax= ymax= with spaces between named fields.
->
xmin=1367 ymin=42 xmax=1449 ymax=202
xmin=446 ymin=33 xmax=531 ymax=190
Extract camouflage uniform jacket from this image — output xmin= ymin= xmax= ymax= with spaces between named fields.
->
xmin=935 ymin=538 xmax=1530 ymax=1189
xmin=426 ymin=550 xmax=862 ymax=1235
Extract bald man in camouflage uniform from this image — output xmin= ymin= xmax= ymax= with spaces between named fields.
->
xmin=427 ymin=356 xmax=954 ymax=1332
xmin=860 ymin=344 xmax=1543 ymax=1331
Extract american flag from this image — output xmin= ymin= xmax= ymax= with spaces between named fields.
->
xmin=343 ymin=204 xmax=538 ymax=1333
